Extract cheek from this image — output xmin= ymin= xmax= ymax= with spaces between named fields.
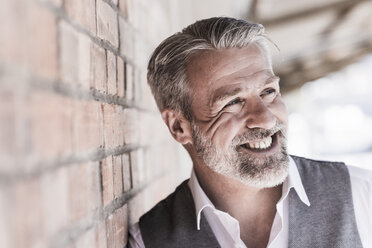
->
xmin=269 ymin=97 xmax=288 ymax=124
xmin=204 ymin=113 xmax=241 ymax=149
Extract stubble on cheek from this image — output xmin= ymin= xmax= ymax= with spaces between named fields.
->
xmin=191 ymin=120 xmax=289 ymax=188
xmin=202 ymin=114 xmax=241 ymax=151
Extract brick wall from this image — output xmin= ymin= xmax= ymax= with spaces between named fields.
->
xmin=0 ymin=0 xmax=193 ymax=247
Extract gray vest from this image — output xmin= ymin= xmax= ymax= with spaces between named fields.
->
xmin=139 ymin=156 xmax=363 ymax=247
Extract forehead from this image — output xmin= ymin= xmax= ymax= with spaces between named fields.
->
xmin=186 ymin=45 xmax=273 ymax=94
xmin=187 ymin=44 xmax=272 ymax=90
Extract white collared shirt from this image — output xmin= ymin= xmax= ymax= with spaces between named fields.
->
xmin=128 ymin=157 xmax=372 ymax=248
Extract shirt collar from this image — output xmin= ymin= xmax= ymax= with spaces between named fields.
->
xmin=285 ymin=156 xmax=311 ymax=206
xmin=187 ymin=155 xmax=311 ymax=230
xmin=188 ymin=169 xmax=216 ymax=230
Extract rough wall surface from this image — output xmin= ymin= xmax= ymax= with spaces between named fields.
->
xmin=0 ymin=0 xmax=191 ymax=247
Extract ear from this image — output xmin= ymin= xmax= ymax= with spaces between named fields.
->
xmin=161 ymin=109 xmax=193 ymax=145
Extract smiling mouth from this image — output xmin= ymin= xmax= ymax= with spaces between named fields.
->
xmin=239 ymin=132 xmax=278 ymax=152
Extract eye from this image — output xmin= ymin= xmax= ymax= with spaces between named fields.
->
xmin=224 ymin=98 xmax=243 ymax=108
xmin=260 ymin=88 xmax=276 ymax=97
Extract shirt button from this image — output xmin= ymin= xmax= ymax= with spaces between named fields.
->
xmin=234 ymin=244 xmax=242 ymax=248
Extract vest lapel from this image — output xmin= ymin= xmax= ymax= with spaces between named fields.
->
xmin=140 ymin=180 xmax=220 ymax=248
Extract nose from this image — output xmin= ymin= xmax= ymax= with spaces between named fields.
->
xmin=244 ymin=97 xmax=276 ymax=130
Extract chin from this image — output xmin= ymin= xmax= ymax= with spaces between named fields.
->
xmin=213 ymin=145 xmax=290 ymax=189
xmin=236 ymin=164 xmax=289 ymax=189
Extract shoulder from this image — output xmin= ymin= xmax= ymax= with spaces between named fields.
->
xmin=347 ymin=165 xmax=372 ymax=207
xmin=137 ymin=179 xmax=201 ymax=247
xmin=347 ymin=165 xmax=372 ymax=185
xmin=290 ymin=155 xmax=349 ymax=184
xmin=139 ymin=179 xmax=191 ymax=224
xmin=290 ymin=155 xmax=345 ymax=168
xmin=346 ymin=165 xmax=372 ymax=247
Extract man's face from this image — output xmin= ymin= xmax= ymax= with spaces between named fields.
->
xmin=186 ymin=45 xmax=289 ymax=188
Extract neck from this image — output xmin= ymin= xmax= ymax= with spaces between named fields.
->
xmin=193 ymin=161 xmax=282 ymax=247
xmin=193 ymin=162 xmax=282 ymax=216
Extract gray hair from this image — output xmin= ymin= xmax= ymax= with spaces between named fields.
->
xmin=147 ymin=17 xmax=271 ymax=120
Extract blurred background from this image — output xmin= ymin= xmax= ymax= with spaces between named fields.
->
xmin=0 ymin=0 xmax=371 ymax=247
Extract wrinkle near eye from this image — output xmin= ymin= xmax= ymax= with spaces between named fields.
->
xmin=204 ymin=111 xmax=226 ymax=134
xmin=196 ymin=110 xmax=234 ymax=140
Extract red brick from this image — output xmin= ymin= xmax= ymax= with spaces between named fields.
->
xmin=72 ymin=100 xmax=103 ymax=152
xmin=130 ymin=149 xmax=144 ymax=188
xmin=65 ymin=0 xmax=96 ymax=34
xmin=106 ymin=214 xmax=114 ymax=247
xmin=107 ymin=205 xmax=128 ymax=248
xmin=27 ymin=2 xmax=59 ymax=80
xmin=87 ymin=162 xmax=102 ymax=212
xmin=107 ymin=51 xmax=117 ymax=95
xmin=118 ymin=17 xmax=134 ymax=60
xmin=0 ymin=0 xmax=28 ymax=66
xmin=113 ymin=155 xmax=123 ymax=198
xmin=114 ymin=105 xmax=125 ymax=147
xmin=91 ymin=44 xmax=107 ymax=92
xmin=11 ymin=179 xmax=44 ymax=248
xmin=26 ymin=92 xmax=72 ymax=160
xmin=118 ymin=204 xmax=129 ymax=247
xmin=68 ymin=163 xmax=88 ymax=222
xmin=94 ymin=221 xmax=107 ymax=248
xmin=125 ymin=63 xmax=134 ymax=101
xmin=41 ymin=167 xmax=69 ymax=238
xmin=0 ymin=0 xmax=59 ymax=80
xmin=78 ymin=34 xmax=93 ymax=90
xmin=97 ymin=0 xmax=119 ymax=48
xmin=103 ymin=104 xmax=115 ymax=149
xmin=122 ymin=153 xmax=132 ymax=192
xmin=123 ymin=108 xmax=139 ymax=144
xmin=60 ymin=21 xmax=79 ymax=84
xmin=117 ymin=56 xmax=125 ymax=97
xmin=103 ymin=103 xmax=125 ymax=149
xmin=101 ymin=156 xmax=114 ymax=206
xmin=118 ymin=0 xmax=128 ymax=19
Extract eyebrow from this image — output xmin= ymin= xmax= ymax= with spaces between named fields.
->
xmin=210 ymin=75 xmax=280 ymax=107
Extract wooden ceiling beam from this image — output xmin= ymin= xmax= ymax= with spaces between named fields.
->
xmin=278 ymin=41 xmax=372 ymax=93
xmin=257 ymin=0 xmax=369 ymax=27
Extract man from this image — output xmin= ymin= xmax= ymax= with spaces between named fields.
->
xmin=128 ymin=17 xmax=372 ymax=248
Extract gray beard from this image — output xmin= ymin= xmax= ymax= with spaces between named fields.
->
xmin=190 ymin=122 xmax=289 ymax=188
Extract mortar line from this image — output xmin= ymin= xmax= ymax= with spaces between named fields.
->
xmin=0 ymin=144 xmax=141 ymax=185
xmin=34 ymin=0 xmax=137 ymax=67
xmin=0 ymin=62 xmax=156 ymax=114
xmin=49 ymin=167 xmax=175 ymax=248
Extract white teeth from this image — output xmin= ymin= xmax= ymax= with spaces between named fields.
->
xmin=259 ymin=141 xmax=265 ymax=149
xmin=245 ymin=136 xmax=272 ymax=150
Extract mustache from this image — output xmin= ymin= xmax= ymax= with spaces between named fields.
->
xmin=232 ymin=121 xmax=286 ymax=146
